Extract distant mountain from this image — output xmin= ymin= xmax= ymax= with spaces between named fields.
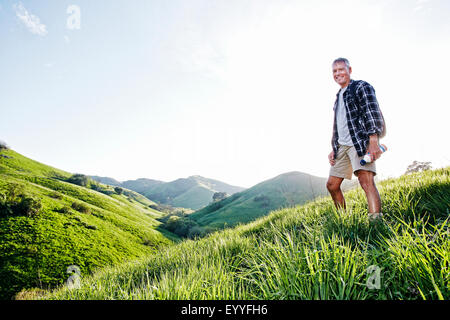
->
xmin=189 ymin=171 xmax=330 ymax=228
xmin=90 ymin=175 xmax=245 ymax=210
xmin=142 ymin=176 xmax=245 ymax=210
xmin=122 ymin=178 xmax=164 ymax=194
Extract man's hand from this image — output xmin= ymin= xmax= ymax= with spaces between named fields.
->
xmin=328 ymin=151 xmax=336 ymax=166
xmin=367 ymin=135 xmax=381 ymax=162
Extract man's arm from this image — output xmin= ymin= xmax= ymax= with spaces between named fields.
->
xmin=357 ymin=82 xmax=385 ymax=137
xmin=357 ymin=82 xmax=385 ymax=160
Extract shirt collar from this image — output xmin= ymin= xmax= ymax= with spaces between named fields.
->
xmin=336 ymin=79 xmax=354 ymax=97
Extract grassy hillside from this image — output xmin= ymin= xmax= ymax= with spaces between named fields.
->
xmin=40 ymin=167 xmax=449 ymax=300
xmin=171 ymin=185 xmax=217 ymax=210
xmin=190 ymin=171 xmax=329 ymax=228
xmin=0 ymin=149 xmax=177 ymax=299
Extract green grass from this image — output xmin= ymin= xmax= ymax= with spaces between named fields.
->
xmin=171 ymin=185 xmax=216 ymax=210
xmin=40 ymin=167 xmax=449 ymax=300
xmin=0 ymin=149 xmax=178 ymax=299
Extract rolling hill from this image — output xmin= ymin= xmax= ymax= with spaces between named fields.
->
xmin=40 ymin=167 xmax=449 ymax=300
xmin=0 ymin=149 xmax=177 ymax=299
xmin=91 ymin=175 xmax=245 ymax=210
xmin=189 ymin=171 xmax=329 ymax=228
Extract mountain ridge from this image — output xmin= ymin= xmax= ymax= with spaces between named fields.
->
xmin=91 ymin=174 xmax=246 ymax=210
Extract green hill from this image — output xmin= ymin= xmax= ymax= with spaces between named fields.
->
xmin=190 ymin=171 xmax=329 ymax=228
xmin=40 ymin=167 xmax=449 ymax=300
xmin=0 ymin=149 xmax=177 ymax=299
xmin=142 ymin=175 xmax=245 ymax=210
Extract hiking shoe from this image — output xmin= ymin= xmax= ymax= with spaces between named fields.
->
xmin=368 ymin=212 xmax=384 ymax=222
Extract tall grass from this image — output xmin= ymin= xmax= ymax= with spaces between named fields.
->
xmin=41 ymin=168 xmax=449 ymax=300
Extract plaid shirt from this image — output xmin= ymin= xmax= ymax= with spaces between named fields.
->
xmin=332 ymin=80 xmax=385 ymax=157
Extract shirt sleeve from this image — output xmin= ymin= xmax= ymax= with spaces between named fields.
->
xmin=356 ymin=82 xmax=385 ymax=136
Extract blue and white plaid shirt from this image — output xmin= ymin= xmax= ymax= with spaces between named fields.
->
xmin=332 ymin=79 xmax=385 ymax=157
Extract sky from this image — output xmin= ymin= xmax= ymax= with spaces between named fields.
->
xmin=1 ymin=0 xmax=450 ymax=188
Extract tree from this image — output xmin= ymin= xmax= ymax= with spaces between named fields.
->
xmin=404 ymin=161 xmax=432 ymax=175
xmin=0 ymin=140 xmax=9 ymax=155
xmin=212 ymin=192 xmax=228 ymax=202
xmin=0 ymin=140 xmax=8 ymax=150
xmin=114 ymin=187 xmax=124 ymax=195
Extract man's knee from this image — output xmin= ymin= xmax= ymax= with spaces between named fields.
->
xmin=327 ymin=177 xmax=342 ymax=193
xmin=357 ymin=171 xmax=376 ymax=190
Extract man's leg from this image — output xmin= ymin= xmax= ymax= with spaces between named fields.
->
xmin=326 ymin=176 xmax=346 ymax=210
xmin=356 ymin=170 xmax=381 ymax=214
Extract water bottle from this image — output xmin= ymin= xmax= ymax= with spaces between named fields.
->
xmin=360 ymin=144 xmax=387 ymax=165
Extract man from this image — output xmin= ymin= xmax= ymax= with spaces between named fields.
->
xmin=327 ymin=58 xmax=386 ymax=220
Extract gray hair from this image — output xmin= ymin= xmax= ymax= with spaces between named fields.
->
xmin=332 ymin=57 xmax=351 ymax=69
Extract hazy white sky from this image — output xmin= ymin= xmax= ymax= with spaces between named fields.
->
xmin=1 ymin=0 xmax=449 ymax=188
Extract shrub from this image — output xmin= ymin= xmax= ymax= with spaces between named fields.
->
xmin=71 ymin=202 xmax=91 ymax=214
xmin=56 ymin=206 xmax=73 ymax=215
xmin=0 ymin=184 xmax=42 ymax=218
xmin=99 ymin=189 xmax=114 ymax=196
xmin=15 ymin=288 xmax=47 ymax=300
xmin=67 ymin=174 xmax=90 ymax=187
xmin=213 ymin=192 xmax=228 ymax=202
xmin=90 ymin=182 xmax=101 ymax=191
xmin=142 ymin=238 xmax=155 ymax=247
xmin=82 ymin=222 xmax=97 ymax=230
xmin=165 ymin=215 xmax=181 ymax=231
xmin=3 ymin=183 xmax=24 ymax=203
xmin=187 ymin=225 xmax=207 ymax=238
xmin=49 ymin=192 xmax=63 ymax=200
xmin=17 ymin=196 xmax=42 ymax=217
xmin=162 ymin=214 xmax=202 ymax=238
xmin=405 ymin=161 xmax=432 ymax=175
xmin=253 ymin=195 xmax=270 ymax=208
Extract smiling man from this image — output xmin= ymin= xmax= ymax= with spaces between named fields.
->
xmin=327 ymin=58 xmax=386 ymax=221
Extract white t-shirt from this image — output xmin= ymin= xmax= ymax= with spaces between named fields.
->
xmin=336 ymin=86 xmax=353 ymax=146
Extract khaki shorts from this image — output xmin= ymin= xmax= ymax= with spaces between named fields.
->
xmin=329 ymin=145 xmax=376 ymax=180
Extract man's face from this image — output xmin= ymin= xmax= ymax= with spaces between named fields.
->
xmin=332 ymin=62 xmax=352 ymax=88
